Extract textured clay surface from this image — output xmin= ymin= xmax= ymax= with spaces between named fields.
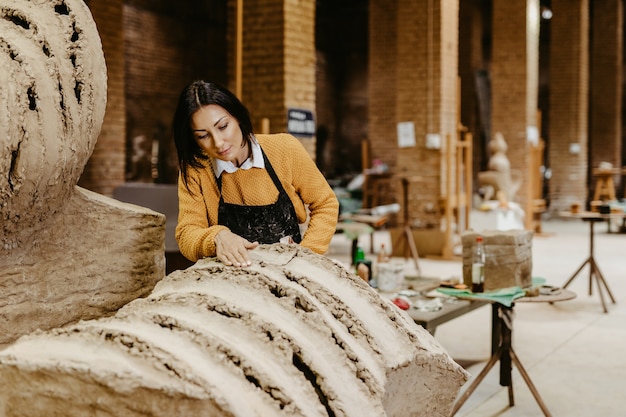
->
xmin=0 ymin=0 xmax=165 ymax=345
xmin=0 ymin=245 xmax=468 ymax=417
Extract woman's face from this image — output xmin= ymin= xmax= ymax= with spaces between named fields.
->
xmin=191 ymin=104 xmax=248 ymax=166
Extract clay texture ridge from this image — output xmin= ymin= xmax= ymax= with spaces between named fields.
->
xmin=0 ymin=245 xmax=468 ymax=417
xmin=0 ymin=0 xmax=165 ymax=345
xmin=0 ymin=0 xmax=106 ymax=246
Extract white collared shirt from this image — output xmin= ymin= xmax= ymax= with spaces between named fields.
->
xmin=212 ymin=139 xmax=265 ymax=178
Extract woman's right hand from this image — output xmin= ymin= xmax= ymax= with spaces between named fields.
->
xmin=214 ymin=230 xmax=259 ymax=267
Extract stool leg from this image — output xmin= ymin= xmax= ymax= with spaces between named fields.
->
xmin=450 ymin=348 xmax=503 ymax=416
xmin=510 ymin=348 xmax=553 ymax=417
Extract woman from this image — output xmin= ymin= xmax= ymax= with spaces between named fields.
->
xmin=173 ymin=80 xmax=339 ymax=267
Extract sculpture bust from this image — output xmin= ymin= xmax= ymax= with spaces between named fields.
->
xmin=477 ymin=132 xmax=521 ymax=204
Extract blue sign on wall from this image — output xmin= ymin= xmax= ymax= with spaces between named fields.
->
xmin=287 ymin=108 xmax=315 ymax=138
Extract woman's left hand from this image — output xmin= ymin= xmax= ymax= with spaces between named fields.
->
xmin=214 ymin=230 xmax=259 ymax=267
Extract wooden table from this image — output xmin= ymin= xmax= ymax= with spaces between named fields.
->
xmin=378 ymin=278 xmax=488 ymax=335
xmin=451 ymin=289 xmax=577 ymax=417
xmin=559 ymin=211 xmax=623 ymax=313
xmin=408 ymin=297 xmax=487 ymax=335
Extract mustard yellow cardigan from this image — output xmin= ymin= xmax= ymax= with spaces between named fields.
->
xmin=176 ymin=133 xmax=339 ymax=261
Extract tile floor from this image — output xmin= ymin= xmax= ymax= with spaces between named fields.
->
xmin=327 ymin=216 xmax=626 ymax=417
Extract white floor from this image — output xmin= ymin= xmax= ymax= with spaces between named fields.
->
xmin=327 ymin=217 xmax=626 ymax=417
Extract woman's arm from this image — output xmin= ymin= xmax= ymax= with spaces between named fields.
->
xmin=176 ymin=170 xmax=259 ymax=265
xmin=286 ymin=138 xmax=339 ymax=254
xmin=175 ymin=172 xmax=229 ymax=262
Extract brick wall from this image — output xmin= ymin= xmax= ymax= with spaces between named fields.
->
xmin=314 ymin=50 xmax=368 ymax=177
xmin=123 ymin=1 xmax=227 ymax=185
xmin=491 ymin=0 xmax=540 ymax=209
xmin=315 ymin=50 xmax=333 ymax=177
xmin=78 ymin=0 xmax=126 ymax=196
xmin=231 ymin=0 xmax=285 ymax=130
xmin=459 ymin=0 xmax=489 ymax=178
xmin=284 ymin=0 xmax=317 ymax=157
xmin=80 ymin=0 xmax=608 ymax=215
xmin=315 ymin=2 xmax=368 ymax=177
xmin=548 ymin=0 xmax=589 ymax=210
xmin=369 ymin=0 xmax=458 ymax=227
xmin=590 ymin=0 xmax=622 ymax=191
xmin=231 ymin=0 xmax=317 ymax=158
xmin=368 ymin=0 xmax=398 ymax=172
xmin=82 ymin=0 xmax=228 ymax=194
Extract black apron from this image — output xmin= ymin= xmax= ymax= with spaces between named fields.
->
xmin=216 ymin=149 xmax=302 ymax=244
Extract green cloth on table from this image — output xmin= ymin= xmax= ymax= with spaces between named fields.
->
xmin=436 ymin=277 xmax=547 ymax=307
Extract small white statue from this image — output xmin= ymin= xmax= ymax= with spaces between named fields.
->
xmin=477 ymin=132 xmax=522 ymax=204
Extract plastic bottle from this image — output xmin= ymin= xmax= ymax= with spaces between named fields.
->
xmin=354 ymin=246 xmax=366 ymax=265
xmin=471 ymin=236 xmax=485 ymax=293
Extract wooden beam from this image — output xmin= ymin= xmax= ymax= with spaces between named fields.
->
xmin=235 ymin=0 xmax=243 ymax=98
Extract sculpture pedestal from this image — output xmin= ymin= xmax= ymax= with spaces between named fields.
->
xmin=470 ymin=203 xmax=525 ymax=232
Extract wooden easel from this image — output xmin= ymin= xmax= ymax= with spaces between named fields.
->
xmin=525 ymin=111 xmax=546 ymax=233
xmin=456 ymin=132 xmax=473 ymax=232
xmin=440 ymin=80 xmax=473 ymax=258
xmin=392 ymin=176 xmax=421 ymax=274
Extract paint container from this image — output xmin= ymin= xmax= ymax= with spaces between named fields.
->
xmin=377 ymin=262 xmax=404 ymax=292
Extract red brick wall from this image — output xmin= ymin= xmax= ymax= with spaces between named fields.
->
xmin=548 ymin=0 xmax=589 ymax=210
xmin=369 ymin=0 xmax=458 ymax=227
xmin=590 ymin=0 xmax=622 ymax=189
xmin=284 ymin=0 xmax=316 ymax=157
xmin=79 ymin=0 xmax=126 ymax=196
xmin=315 ymin=2 xmax=368 ymax=177
xmin=123 ymin=1 xmax=228 ymax=185
xmin=82 ymin=0 xmax=228 ymax=194
xmin=231 ymin=0 xmax=317 ymax=158
xmin=367 ymin=0 xmax=400 ymax=213
xmin=459 ymin=0 xmax=489 ymax=177
xmin=315 ymin=50 xmax=335 ymax=177
xmin=231 ymin=0 xmax=286 ymax=132
xmin=368 ymin=0 xmax=398 ymax=172
xmin=81 ymin=0 xmax=607 ymax=216
xmin=491 ymin=0 xmax=540 ymax=209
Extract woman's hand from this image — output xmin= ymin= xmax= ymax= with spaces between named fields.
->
xmin=214 ymin=230 xmax=259 ymax=267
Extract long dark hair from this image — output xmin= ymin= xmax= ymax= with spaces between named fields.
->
xmin=172 ymin=80 xmax=254 ymax=189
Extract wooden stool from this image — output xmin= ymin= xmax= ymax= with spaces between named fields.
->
xmin=363 ymin=173 xmax=394 ymax=208
xmin=592 ymin=168 xmax=618 ymax=202
xmin=392 ymin=176 xmax=421 ymax=274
